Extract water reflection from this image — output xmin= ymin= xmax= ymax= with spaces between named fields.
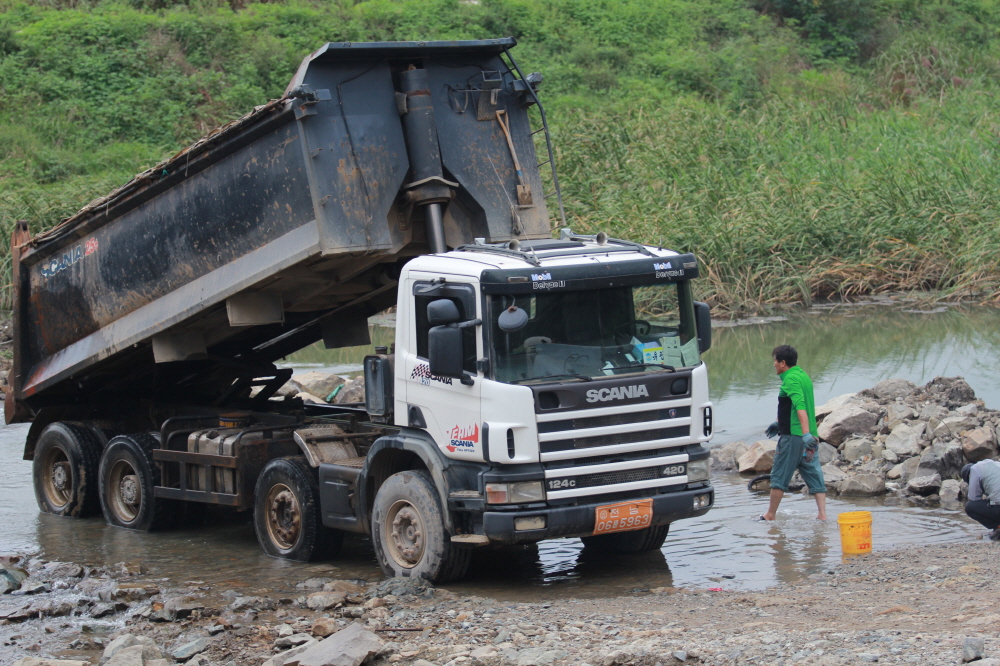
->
xmin=1 ymin=304 xmax=994 ymax=597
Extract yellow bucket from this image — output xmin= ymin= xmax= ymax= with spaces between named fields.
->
xmin=837 ymin=511 xmax=873 ymax=555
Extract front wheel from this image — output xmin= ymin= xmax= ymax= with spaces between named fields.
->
xmin=371 ymin=470 xmax=470 ymax=583
xmin=253 ymin=457 xmax=342 ymax=562
xmin=581 ymin=523 xmax=670 ymax=553
xmin=98 ymin=433 xmax=174 ymax=531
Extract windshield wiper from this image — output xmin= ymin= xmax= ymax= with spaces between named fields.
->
xmin=613 ymin=363 xmax=676 ymax=372
xmin=512 ymin=372 xmax=594 ymax=384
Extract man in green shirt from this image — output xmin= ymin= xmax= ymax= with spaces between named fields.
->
xmin=761 ymin=345 xmax=827 ymax=521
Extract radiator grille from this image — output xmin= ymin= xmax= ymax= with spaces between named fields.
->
xmin=538 ymin=406 xmax=690 ymax=434
xmin=570 ymin=466 xmax=662 ymax=489
xmin=541 ymin=426 xmax=689 ymax=453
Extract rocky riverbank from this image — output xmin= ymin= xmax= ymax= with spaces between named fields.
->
xmin=4 ymin=539 xmax=1000 ymax=666
xmin=712 ymin=376 xmax=993 ymax=504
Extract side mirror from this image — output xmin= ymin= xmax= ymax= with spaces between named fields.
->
xmin=694 ymin=301 xmax=712 ymax=353
xmin=428 ymin=326 xmax=468 ymax=382
xmin=428 ymin=299 xmax=461 ymax=325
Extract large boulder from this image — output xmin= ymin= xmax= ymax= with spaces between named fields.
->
xmin=710 ymin=441 xmax=749 ymax=471
xmin=816 ymin=393 xmax=857 ymax=423
xmin=921 ymin=376 xmax=976 ymax=408
xmin=293 ymin=372 xmax=345 ymax=401
xmin=885 ymin=422 xmax=925 ymax=458
xmin=843 ymin=438 xmax=874 ymax=462
xmin=334 ymin=376 xmax=365 ymax=404
xmin=817 ymin=405 xmax=878 ymax=447
xmin=940 ymin=479 xmax=962 ymax=504
xmin=821 ymin=464 xmax=847 ymax=486
xmin=886 ymin=403 xmax=916 ymax=424
xmin=872 ymin=378 xmax=916 ymax=401
xmin=818 ymin=441 xmax=839 ymax=465
xmin=838 ymin=474 xmax=886 ymax=496
xmin=919 ymin=404 xmax=949 ymax=422
xmin=886 ymin=456 xmax=921 ymax=483
xmin=287 ymin=623 xmax=384 ymax=666
xmin=916 ymin=441 xmax=965 ymax=479
xmin=961 ymin=426 xmax=998 ymax=463
xmin=737 ymin=441 xmax=777 ymax=473
xmin=931 ymin=415 xmax=979 ymax=441
xmin=907 ymin=473 xmax=942 ymax=496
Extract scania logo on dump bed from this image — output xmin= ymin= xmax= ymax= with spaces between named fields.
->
xmin=586 ymin=385 xmax=649 ymax=402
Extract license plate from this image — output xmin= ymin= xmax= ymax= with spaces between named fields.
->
xmin=593 ymin=499 xmax=653 ymax=535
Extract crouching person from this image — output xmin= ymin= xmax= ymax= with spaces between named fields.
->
xmin=963 ymin=460 xmax=1000 ymax=541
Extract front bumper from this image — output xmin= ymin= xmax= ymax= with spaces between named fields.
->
xmin=481 ymin=485 xmax=714 ymax=543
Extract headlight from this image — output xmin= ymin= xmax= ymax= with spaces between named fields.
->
xmin=687 ymin=460 xmax=709 ymax=482
xmin=485 ymin=481 xmax=545 ymax=504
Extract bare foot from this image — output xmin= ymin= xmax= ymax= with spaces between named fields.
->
xmin=762 ymin=512 xmax=776 ymax=521
xmin=817 ymin=514 xmax=827 ymax=521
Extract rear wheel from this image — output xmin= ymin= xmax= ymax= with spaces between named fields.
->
xmin=254 ymin=457 xmax=342 ymax=562
xmin=581 ymin=523 xmax=670 ymax=553
xmin=33 ymin=422 xmax=102 ymax=517
xmin=371 ymin=470 xmax=470 ymax=583
xmin=99 ymin=433 xmax=174 ymax=531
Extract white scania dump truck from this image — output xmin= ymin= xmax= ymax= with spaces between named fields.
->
xmin=9 ymin=38 xmax=714 ymax=582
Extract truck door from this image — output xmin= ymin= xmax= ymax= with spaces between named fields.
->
xmin=401 ymin=277 xmax=483 ymax=462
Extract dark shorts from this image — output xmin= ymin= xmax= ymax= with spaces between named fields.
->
xmin=965 ymin=500 xmax=1000 ymax=530
xmin=771 ymin=434 xmax=826 ymax=494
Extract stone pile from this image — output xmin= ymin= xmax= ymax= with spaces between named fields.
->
xmin=252 ymin=371 xmax=365 ymax=406
xmin=712 ymin=376 xmax=997 ymax=502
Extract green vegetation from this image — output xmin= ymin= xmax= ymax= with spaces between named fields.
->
xmin=2 ymin=0 xmax=1000 ymax=311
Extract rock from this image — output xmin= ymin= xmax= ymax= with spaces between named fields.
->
xmin=710 ymin=441 xmax=748 ymax=471
xmin=962 ymin=637 xmax=985 ymax=662
xmin=306 ymin=591 xmax=346 ymax=611
xmin=106 ymin=644 xmax=164 ymax=666
xmin=230 ymin=595 xmax=276 ymax=611
xmin=672 ymin=651 xmax=688 ymax=662
xmin=312 ymin=617 xmax=339 ymax=637
xmin=821 ymin=464 xmax=846 ymax=485
xmin=886 ymin=403 xmax=916 ymax=423
xmin=882 ymin=448 xmax=899 ymax=464
xmin=858 ymin=654 xmax=880 ymax=663
xmin=19 ymin=579 xmax=50 ymax=594
xmin=962 ymin=427 xmax=998 ymax=463
xmin=513 ymin=648 xmax=567 ymax=665
xmin=91 ymin=602 xmax=116 ymax=618
xmin=149 ymin=608 xmax=176 ymax=622
xmin=12 ymin=660 xmax=90 ymax=666
xmin=818 ymin=441 xmax=839 ymax=465
xmin=112 ymin=583 xmax=158 ymax=600
xmin=286 ymin=623 xmax=383 ymax=666
xmin=922 ymin=377 xmax=976 ymax=408
xmin=171 ymin=637 xmax=213 ymax=661
xmin=919 ymin=404 xmax=949 ymax=421
xmin=816 ymin=393 xmax=857 ymax=422
xmin=42 ymin=562 xmax=84 ymax=579
xmin=297 ymin=578 xmax=333 ymax=590
xmin=917 ymin=441 xmax=965 ymax=479
xmin=103 ymin=634 xmax=140 ymax=661
xmin=907 ymin=473 xmax=942 ymax=496
xmin=334 ymin=376 xmax=365 ymax=404
xmin=737 ymin=441 xmax=776 ymax=473
xmin=296 ymin=392 xmax=327 ymax=405
xmin=293 ymin=372 xmax=345 ymax=401
xmin=941 ymin=479 xmax=962 ymax=503
xmin=817 ymin=405 xmax=878 ymax=447
xmin=935 ymin=415 xmax=979 ymax=440
xmin=276 ymin=633 xmax=314 ymax=648
xmin=885 ymin=422 xmax=926 ymax=458
xmin=873 ymin=378 xmax=916 ymax=401
xmin=957 ymin=403 xmax=980 ymax=416
xmin=321 ymin=580 xmax=366 ymax=595
xmin=263 ymin=641 xmax=320 ymax=666
xmin=838 ymin=474 xmax=886 ymax=496
xmin=164 ymin=596 xmax=205 ymax=619
xmin=843 ymin=438 xmax=874 ymax=462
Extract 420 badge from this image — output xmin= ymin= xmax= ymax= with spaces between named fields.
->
xmin=593 ymin=499 xmax=653 ymax=535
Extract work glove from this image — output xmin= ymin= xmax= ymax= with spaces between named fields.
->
xmin=802 ymin=433 xmax=817 ymax=461
xmin=765 ymin=421 xmax=780 ymax=438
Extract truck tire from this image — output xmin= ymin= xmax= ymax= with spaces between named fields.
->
xmin=33 ymin=422 xmax=102 ymax=518
xmin=581 ymin=523 xmax=670 ymax=554
xmin=371 ymin=470 xmax=471 ymax=583
xmin=254 ymin=457 xmax=343 ymax=562
xmin=98 ymin=433 xmax=174 ymax=531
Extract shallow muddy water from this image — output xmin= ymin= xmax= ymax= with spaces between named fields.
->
xmin=1 ymin=301 xmax=995 ymax=598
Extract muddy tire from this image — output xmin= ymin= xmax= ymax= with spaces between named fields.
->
xmin=33 ymin=422 xmax=103 ymax=517
xmin=254 ymin=457 xmax=343 ymax=562
xmin=581 ymin=523 xmax=670 ymax=553
xmin=371 ymin=470 xmax=470 ymax=583
xmin=99 ymin=433 xmax=175 ymax=531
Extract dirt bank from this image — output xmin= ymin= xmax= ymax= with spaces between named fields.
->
xmin=3 ymin=539 xmax=1000 ymax=666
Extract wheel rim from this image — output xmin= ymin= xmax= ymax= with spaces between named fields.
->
xmin=108 ymin=459 xmax=141 ymax=523
xmin=385 ymin=499 xmax=425 ymax=568
xmin=265 ymin=484 xmax=301 ymax=550
xmin=41 ymin=446 xmax=72 ymax=508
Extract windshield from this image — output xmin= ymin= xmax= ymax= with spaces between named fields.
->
xmin=489 ymin=282 xmax=700 ymax=385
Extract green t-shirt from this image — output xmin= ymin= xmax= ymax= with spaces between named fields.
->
xmin=778 ymin=365 xmax=817 ymax=436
